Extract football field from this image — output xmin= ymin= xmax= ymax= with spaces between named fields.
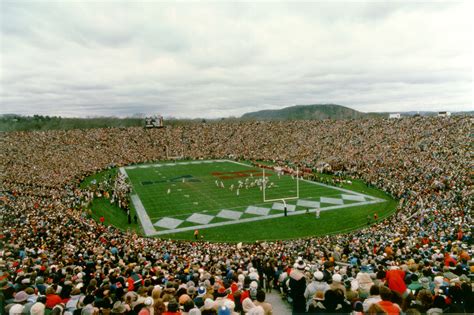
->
xmin=119 ymin=160 xmax=394 ymax=241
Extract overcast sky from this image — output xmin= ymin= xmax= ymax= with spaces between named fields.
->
xmin=1 ymin=1 xmax=472 ymax=118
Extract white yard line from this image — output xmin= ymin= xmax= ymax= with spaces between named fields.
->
xmin=121 ymin=167 xmax=155 ymax=236
xmin=131 ymin=195 xmax=156 ymax=236
xmin=223 ymin=159 xmax=255 ymax=167
xmin=119 ymin=167 xmax=129 ymax=178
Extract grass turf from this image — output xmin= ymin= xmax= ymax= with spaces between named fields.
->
xmin=83 ymin=160 xmax=397 ymax=242
xmin=126 ymin=161 xmax=339 ymax=222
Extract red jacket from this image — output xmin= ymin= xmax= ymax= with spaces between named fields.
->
xmin=378 ymin=300 xmax=400 ymax=315
xmin=45 ymin=293 xmax=62 ymax=309
xmin=127 ymin=273 xmax=144 ymax=291
xmin=444 ymin=254 xmax=457 ymax=267
xmin=385 ymin=269 xmax=406 ymax=295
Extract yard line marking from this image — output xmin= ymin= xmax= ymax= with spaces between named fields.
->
xmin=297 ymin=199 xmax=320 ymax=208
xmin=245 ymin=206 xmax=271 ymax=216
xmin=217 ymin=209 xmax=243 ymax=220
xmin=320 ymin=197 xmax=344 ymax=205
xmin=341 ymin=194 xmax=366 ymax=202
xmin=272 ymin=203 xmax=296 ymax=211
xmin=186 ymin=213 xmax=214 ymax=225
xmin=154 ymin=217 xmax=183 ymax=229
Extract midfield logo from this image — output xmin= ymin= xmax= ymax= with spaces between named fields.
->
xmin=141 ymin=175 xmax=201 ymax=186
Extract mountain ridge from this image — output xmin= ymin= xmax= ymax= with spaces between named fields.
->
xmin=241 ymin=104 xmax=376 ymax=120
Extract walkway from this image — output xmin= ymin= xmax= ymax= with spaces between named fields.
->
xmin=266 ymin=291 xmax=292 ymax=314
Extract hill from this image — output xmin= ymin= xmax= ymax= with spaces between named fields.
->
xmin=241 ymin=104 xmax=374 ymax=120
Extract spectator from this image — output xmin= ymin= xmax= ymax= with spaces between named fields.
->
xmin=377 ymin=286 xmax=400 ymax=315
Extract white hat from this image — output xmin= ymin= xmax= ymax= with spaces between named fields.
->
xmin=314 ymin=271 xmax=324 ymax=280
xmin=30 ymin=302 xmax=45 ymax=315
xmin=351 ymin=279 xmax=359 ymax=291
xmin=296 ymin=260 xmax=306 ymax=270
xmin=144 ymin=297 xmax=153 ymax=306
xmin=434 ymin=276 xmax=444 ymax=286
xmin=21 ymin=278 xmax=31 ymax=284
xmin=332 ymin=274 xmax=342 ymax=283
xmin=9 ymin=304 xmax=24 ymax=315
xmin=204 ymin=298 xmax=215 ymax=310
xmin=189 ymin=308 xmax=201 ymax=315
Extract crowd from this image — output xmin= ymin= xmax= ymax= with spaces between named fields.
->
xmin=1 ymin=116 xmax=472 ymax=314
xmin=80 ymin=172 xmax=132 ymax=213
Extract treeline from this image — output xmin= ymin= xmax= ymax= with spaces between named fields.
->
xmin=0 ymin=115 xmax=143 ymax=132
xmin=0 ymin=115 xmax=238 ymax=132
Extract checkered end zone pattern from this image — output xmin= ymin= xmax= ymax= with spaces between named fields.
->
xmin=153 ymin=194 xmax=370 ymax=230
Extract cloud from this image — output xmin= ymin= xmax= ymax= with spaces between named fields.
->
xmin=1 ymin=1 xmax=472 ymax=118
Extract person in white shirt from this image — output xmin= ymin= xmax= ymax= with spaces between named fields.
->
xmin=362 ymin=284 xmax=382 ymax=312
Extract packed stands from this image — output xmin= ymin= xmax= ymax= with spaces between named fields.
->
xmin=1 ymin=117 xmax=472 ymax=314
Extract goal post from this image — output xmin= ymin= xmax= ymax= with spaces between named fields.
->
xmin=262 ymin=167 xmax=300 ymax=203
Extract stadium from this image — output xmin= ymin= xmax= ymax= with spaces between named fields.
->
xmin=1 ymin=1 xmax=473 ymax=314
xmin=2 ymin=117 xmax=472 ymax=314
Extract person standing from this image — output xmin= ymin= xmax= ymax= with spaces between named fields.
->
xmin=289 ymin=260 xmax=307 ymax=314
xmin=194 ymin=229 xmax=199 ymax=240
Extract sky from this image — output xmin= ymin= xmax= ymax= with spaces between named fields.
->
xmin=1 ymin=0 xmax=472 ymax=118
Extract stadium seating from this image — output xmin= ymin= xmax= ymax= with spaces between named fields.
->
xmin=1 ymin=117 xmax=472 ymax=314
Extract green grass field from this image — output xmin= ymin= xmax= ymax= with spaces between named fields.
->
xmin=86 ymin=160 xmax=394 ymax=242
xmin=127 ymin=161 xmax=318 ymax=221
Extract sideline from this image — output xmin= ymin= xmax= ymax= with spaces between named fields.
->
xmin=131 ymin=194 xmax=156 ymax=236
xmin=121 ymin=166 xmax=156 ymax=236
